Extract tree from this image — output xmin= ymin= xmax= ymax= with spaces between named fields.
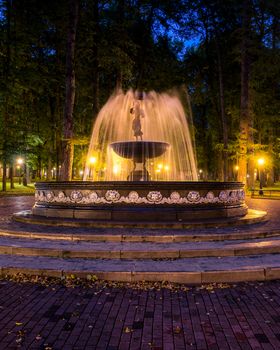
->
xmin=60 ymin=0 xmax=79 ymax=181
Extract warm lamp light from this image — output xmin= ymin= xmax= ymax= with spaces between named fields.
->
xmin=257 ymin=158 xmax=265 ymax=195
xmin=113 ymin=164 xmax=120 ymax=174
xmin=17 ymin=158 xmax=23 ymax=165
xmin=89 ymin=156 xmax=97 ymax=164
xmin=235 ymin=165 xmax=239 ymax=171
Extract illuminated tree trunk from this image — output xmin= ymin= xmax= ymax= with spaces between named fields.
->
xmin=92 ymin=0 xmax=100 ymax=117
xmin=217 ymin=45 xmax=228 ymax=181
xmin=9 ymin=165 xmax=14 ymax=189
xmin=60 ymin=0 xmax=79 ymax=181
xmin=2 ymin=0 xmax=11 ymax=192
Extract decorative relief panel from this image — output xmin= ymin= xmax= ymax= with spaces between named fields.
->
xmin=105 ymin=190 xmax=120 ymax=202
xmin=35 ymin=188 xmax=245 ymax=206
xmin=128 ymin=191 xmax=139 ymax=202
xmin=147 ymin=191 xmax=162 ymax=202
xmin=70 ymin=190 xmax=83 ymax=203
xmin=187 ymin=191 xmax=200 ymax=202
xmin=45 ymin=191 xmax=54 ymax=202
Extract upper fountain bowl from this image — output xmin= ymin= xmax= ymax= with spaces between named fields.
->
xmin=110 ymin=141 xmax=170 ymax=162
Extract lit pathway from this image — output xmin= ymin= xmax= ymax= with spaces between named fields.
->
xmin=0 ymin=278 xmax=280 ymax=349
xmin=0 ymin=196 xmax=279 ymax=349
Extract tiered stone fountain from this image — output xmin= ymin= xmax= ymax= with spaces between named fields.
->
xmin=31 ymin=90 xmax=247 ymax=225
xmin=10 ymin=90 xmax=272 ymax=285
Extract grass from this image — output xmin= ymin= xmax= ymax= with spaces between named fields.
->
xmin=0 ymin=181 xmax=35 ymax=196
xmin=249 ymin=182 xmax=280 ymax=199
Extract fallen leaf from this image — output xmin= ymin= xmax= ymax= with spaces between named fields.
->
xmin=174 ymin=326 xmax=182 ymax=334
xmin=124 ymin=326 xmax=133 ymax=333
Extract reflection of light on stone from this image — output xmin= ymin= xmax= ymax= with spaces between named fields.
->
xmin=156 ymin=169 xmax=161 ymax=173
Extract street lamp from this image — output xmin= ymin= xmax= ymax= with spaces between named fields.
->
xmin=257 ymin=158 xmax=265 ymax=195
xmin=234 ymin=165 xmax=239 ymax=181
xmin=16 ymin=158 xmax=24 ymax=184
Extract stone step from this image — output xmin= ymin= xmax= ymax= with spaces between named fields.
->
xmin=0 ymin=253 xmax=280 ymax=284
xmin=1 ymin=235 xmax=280 ymax=259
xmin=1 ymin=226 xmax=279 ymax=243
xmin=13 ymin=208 xmax=267 ymax=229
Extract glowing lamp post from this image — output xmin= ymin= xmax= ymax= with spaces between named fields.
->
xmin=16 ymin=158 xmax=24 ymax=184
xmin=257 ymin=158 xmax=265 ymax=195
xmin=234 ymin=165 xmax=239 ymax=181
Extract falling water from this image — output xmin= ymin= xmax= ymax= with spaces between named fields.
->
xmin=83 ymin=90 xmax=198 ymax=181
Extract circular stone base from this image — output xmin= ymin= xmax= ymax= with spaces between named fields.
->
xmin=13 ymin=208 xmax=266 ymax=229
xmin=32 ymin=181 xmax=248 ymax=224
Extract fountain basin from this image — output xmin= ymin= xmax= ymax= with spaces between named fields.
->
xmin=32 ymin=181 xmax=247 ymax=223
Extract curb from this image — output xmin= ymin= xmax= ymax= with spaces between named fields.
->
xmin=1 ymin=266 xmax=280 ymax=284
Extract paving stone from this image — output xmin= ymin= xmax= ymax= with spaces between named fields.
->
xmin=0 ymin=196 xmax=280 ymax=348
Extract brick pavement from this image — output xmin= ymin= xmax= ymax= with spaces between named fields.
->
xmin=0 ymin=196 xmax=279 ymax=348
xmin=0 ymin=279 xmax=280 ymax=349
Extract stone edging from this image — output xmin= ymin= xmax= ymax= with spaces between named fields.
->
xmin=1 ymin=266 xmax=280 ymax=284
xmin=1 ymin=241 xmax=280 ymax=259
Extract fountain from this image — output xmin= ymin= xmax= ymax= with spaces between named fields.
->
xmin=30 ymin=90 xmax=247 ymax=225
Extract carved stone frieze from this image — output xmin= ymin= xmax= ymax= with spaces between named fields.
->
xmin=35 ymin=188 xmax=245 ymax=206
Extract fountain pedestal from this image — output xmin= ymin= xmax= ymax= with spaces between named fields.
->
xmin=128 ymin=162 xmax=150 ymax=181
xmin=110 ymin=141 xmax=170 ymax=181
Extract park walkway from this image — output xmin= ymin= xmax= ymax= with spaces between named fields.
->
xmin=0 ymin=278 xmax=280 ymax=349
xmin=0 ymin=196 xmax=279 ymax=349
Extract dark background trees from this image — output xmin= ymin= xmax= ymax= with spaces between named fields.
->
xmin=0 ymin=0 xmax=279 ymax=188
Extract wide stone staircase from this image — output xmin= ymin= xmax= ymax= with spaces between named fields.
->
xmin=0 ymin=207 xmax=280 ymax=284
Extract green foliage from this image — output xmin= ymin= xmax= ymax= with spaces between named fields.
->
xmin=0 ymin=0 xmax=279 ymax=182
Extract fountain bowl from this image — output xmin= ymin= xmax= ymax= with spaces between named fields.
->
xmin=110 ymin=141 xmax=170 ymax=162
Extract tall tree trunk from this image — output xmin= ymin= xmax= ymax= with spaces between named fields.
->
xmin=216 ymin=42 xmax=228 ymax=181
xmin=238 ymin=0 xmax=253 ymax=186
xmin=183 ymin=84 xmax=197 ymax=168
xmin=115 ymin=0 xmax=124 ymax=91
xmin=2 ymin=0 xmax=11 ymax=192
xmin=22 ymin=162 xmax=28 ymax=186
xmin=92 ymin=0 xmax=100 ymax=117
xmin=9 ymin=165 xmax=14 ymax=189
xmin=2 ymin=161 xmax=7 ymax=192
xmin=60 ymin=0 xmax=79 ymax=181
